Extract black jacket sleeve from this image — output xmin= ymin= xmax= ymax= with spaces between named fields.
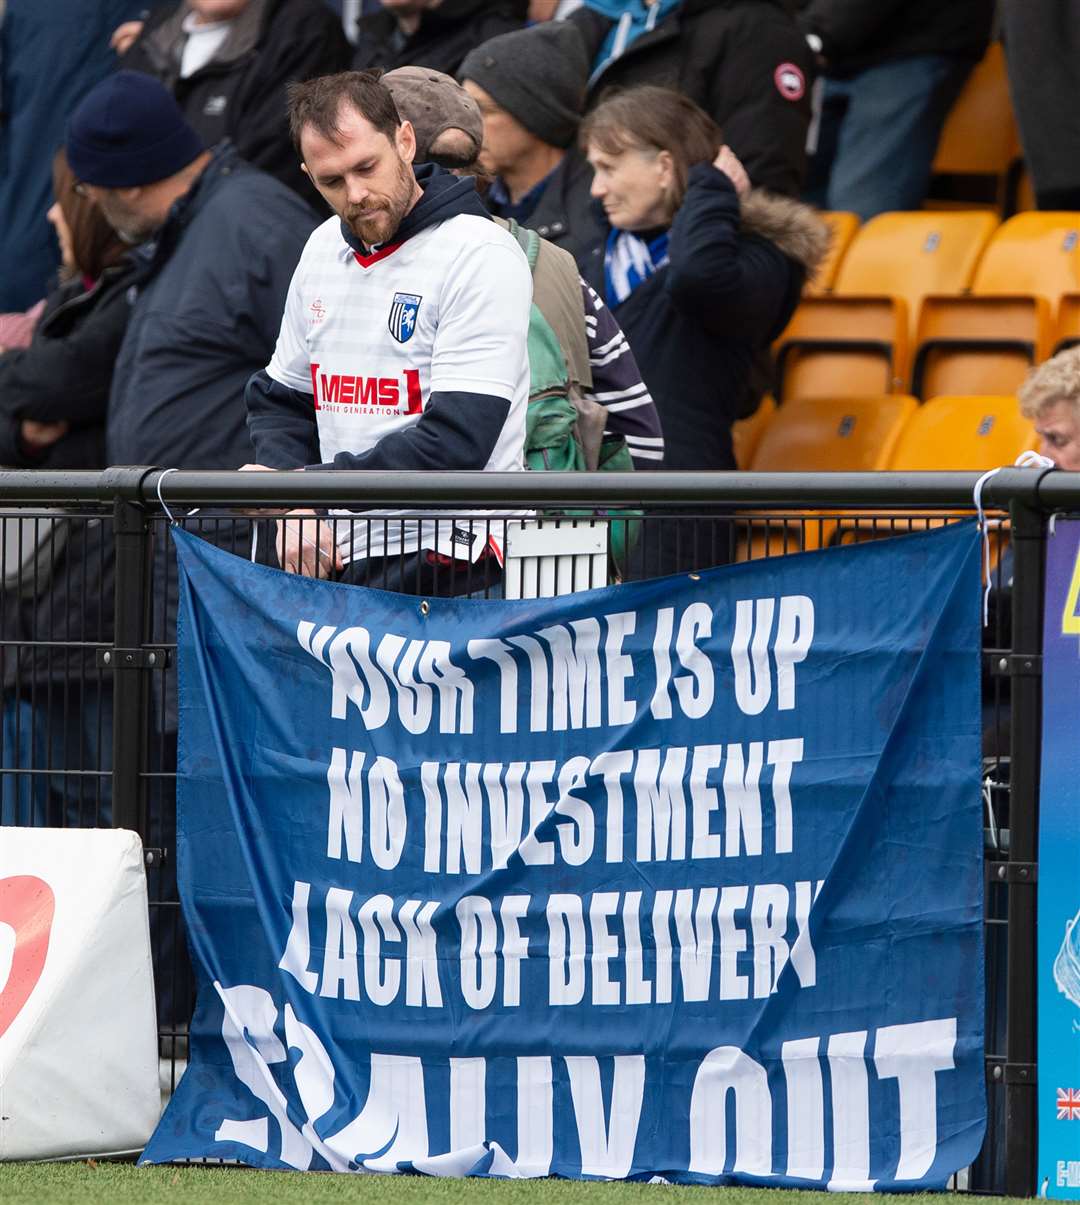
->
xmin=229 ymin=7 xmax=352 ymax=205
xmin=667 ymin=165 xmax=803 ymax=344
xmin=707 ymin=10 xmax=814 ymax=198
xmin=0 ymin=278 xmax=132 ymax=428
xmin=799 ymin=0 xmax=908 ymax=60
xmin=308 ymin=390 xmax=511 ymax=472
xmin=566 ymin=8 xmax=609 ymax=61
xmin=245 ymin=369 xmax=320 ymax=468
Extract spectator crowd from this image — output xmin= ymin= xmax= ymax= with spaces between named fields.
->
xmin=2 ymin=0 xmax=1077 ymax=585
xmin=4 ymin=0 xmax=1080 ymax=1031
xmin=0 ymin=0 xmax=837 ymax=545
xmin=2 ymin=0 xmax=1074 ymax=591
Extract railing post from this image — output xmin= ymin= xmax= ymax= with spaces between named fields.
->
xmin=107 ymin=478 xmax=154 ymax=837
xmin=1004 ymin=497 xmax=1046 ymax=1197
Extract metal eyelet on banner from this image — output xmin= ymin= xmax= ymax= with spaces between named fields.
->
xmin=419 ymin=600 xmax=430 ymax=616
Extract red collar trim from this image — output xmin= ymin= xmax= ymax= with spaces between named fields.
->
xmin=353 ymin=241 xmax=403 ymax=268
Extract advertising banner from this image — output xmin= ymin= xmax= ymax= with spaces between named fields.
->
xmin=0 ymin=828 xmax=159 ymax=1159
xmin=1038 ymin=518 xmax=1080 ymax=1197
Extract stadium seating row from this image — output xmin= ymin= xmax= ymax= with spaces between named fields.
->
xmin=734 ymin=393 xmax=1035 ymax=472
xmin=731 ymin=393 xmax=1033 ymax=560
xmin=781 ymin=211 xmax=1080 ymax=403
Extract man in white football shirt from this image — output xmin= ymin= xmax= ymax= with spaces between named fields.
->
xmin=244 ymin=70 xmax=532 ymax=594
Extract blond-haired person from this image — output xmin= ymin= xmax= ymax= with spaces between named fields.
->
xmin=1019 ymin=347 xmax=1080 ymax=471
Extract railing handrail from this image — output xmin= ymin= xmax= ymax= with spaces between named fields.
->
xmin=0 ymin=466 xmax=1071 ymax=509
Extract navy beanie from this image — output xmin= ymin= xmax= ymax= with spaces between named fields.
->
xmin=67 ymin=71 xmax=205 ymax=188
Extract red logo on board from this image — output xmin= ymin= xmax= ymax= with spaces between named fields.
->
xmin=0 ymin=875 xmax=55 ymax=1040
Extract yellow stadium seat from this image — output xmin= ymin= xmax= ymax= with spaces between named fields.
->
xmin=910 ymin=215 xmax=1079 ymax=395
xmin=1055 ymin=294 xmax=1080 ymax=354
xmin=775 ymin=212 xmax=995 ymax=401
xmin=972 ymin=213 xmax=1080 ymax=304
xmin=834 ymin=211 xmax=996 ymax=326
xmin=735 ymin=396 xmax=918 ymax=560
xmin=805 ymin=212 xmax=859 ymax=294
xmin=732 ymin=395 xmax=776 ymax=468
xmin=1015 ymin=165 xmax=1037 ymax=214
xmin=911 ymin=295 xmax=1053 ymax=398
xmin=887 ymin=395 xmax=1036 ymax=470
xmin=931 ymin=43 xmax=1020 ymax=211
xmin=774 ymin=296 xmax=908 ymax=402
xmin=750 ymin=395 xmax=918 ymax=472
xmin=831 ymin=395 xmax=1034 ymax=553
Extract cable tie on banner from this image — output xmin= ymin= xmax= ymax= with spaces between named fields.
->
xmin=155 ymin=467 xmax=203 ymax=525
xmin=1015 ymin=450 xmax=1055 ymax=471
xmin=973 ymin=451 xmax=1055 ymax=627
xmin=156 ymin=467 xmax=179 ymax=525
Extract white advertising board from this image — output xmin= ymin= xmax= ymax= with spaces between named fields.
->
xmin=0 ymin=828 xmax=160 ymax=1159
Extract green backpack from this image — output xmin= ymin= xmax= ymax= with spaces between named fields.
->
xmin=502 ymin=219 xmax=640 ymax=578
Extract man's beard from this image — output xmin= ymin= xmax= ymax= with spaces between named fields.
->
xmin=98 ymin=194 xmax=154 ymax=245
xmin=343 ymin=158 xmax=416 ymax=247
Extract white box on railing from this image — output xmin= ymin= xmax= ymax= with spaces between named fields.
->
xmin=503 ymin=519 xmax=608 ymax=599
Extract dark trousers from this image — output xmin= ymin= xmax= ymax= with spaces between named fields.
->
xmin=804 ymin=54 xmax=973 ymax=221
xmin=336 ymin=548 xmax=504 ymax=598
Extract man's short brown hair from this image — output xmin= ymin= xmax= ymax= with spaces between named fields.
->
xmin=1018 ymin=346 xmax=1080 ymax=418
xmin=286 ymin=71 xmax=401 ymax=153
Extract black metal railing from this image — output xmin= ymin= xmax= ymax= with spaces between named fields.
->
xmin=0 ymin=465 xmax=1068 ymax=1193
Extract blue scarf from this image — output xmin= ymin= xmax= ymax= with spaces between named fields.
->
xmin=584 ymin=0 xmax=682 ymax=84
xmin=604 ymin=227 xmax=670 ymax=307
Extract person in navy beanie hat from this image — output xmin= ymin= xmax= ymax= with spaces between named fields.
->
xmin=62 ymin=66 xmax=318 ymax=1031
xmin=68 ymin=71 xmax=205 ymax=188
xmin=66 ymin=71 xmax=207 ymax=243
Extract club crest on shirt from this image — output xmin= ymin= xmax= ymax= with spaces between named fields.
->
xmin=388 ymin=292 xmax=422 ymax=343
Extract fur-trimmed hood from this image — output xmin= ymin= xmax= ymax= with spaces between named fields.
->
xmin=740 ymin=189 xmax=832 ymax=283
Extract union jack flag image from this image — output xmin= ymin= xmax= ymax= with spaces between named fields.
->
xmin=1057 ymin=1088 xmax=1080 ymax=1119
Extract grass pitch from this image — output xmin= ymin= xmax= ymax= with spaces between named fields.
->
xmin=0 ymin=1163 xmax=1011 ymax=1205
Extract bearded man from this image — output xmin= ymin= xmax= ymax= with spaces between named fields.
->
xmin=243 ymin=70 xmax=532 ymax=595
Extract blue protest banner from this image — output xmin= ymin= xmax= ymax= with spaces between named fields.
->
xmin=142 ymin=521 xmax=985 ymax=1186
xmin=1039 ymin=519 xmax=1080 ymax=1197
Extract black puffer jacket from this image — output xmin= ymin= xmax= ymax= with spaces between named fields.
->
xmin=568 ymin=0 xmax=814 ymax=198
xmin=352 ymin=0 xmax=528 ymax=77
xmin=122 ymin=0 xmax=351 ymax=208
xmin=0 ymin=267 xmax=135 ymax=692
xmin=581 ymin=167 xmax=828 ymax=473
xmin=108 ymin=143 xmax=316 ymax=471
xmin=0 ymin=265 xmax=134 ymax=467
xmin=109 ymin=143 xmax=316 ymax=733
xmin=797 ymin=0 xmax=994 ymax=77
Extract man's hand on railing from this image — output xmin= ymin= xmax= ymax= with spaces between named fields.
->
xmin=276 ymin=509 xmax=343 ymax=578
xmin=237 ymin=462 xmax=309 ymax=521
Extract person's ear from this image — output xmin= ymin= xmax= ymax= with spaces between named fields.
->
xmin=301 ymin=161 xmax=311 ymax=179
xmin=655 ymin=148 xmax=675 ymax=193
xmin=397 ymin=120 xmax=417 ymax=166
